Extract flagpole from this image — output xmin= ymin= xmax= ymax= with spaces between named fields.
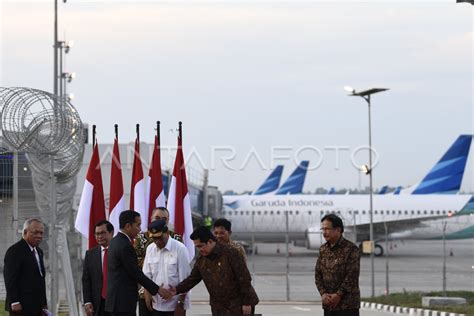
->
xmin=92 ymin=125 xmax=96 ymax=147
xmin=115 ymin=124 xmax=118 ymax=141
xmin=178 ymin=121 xmax=182 ymax=140
xmin=136 ymin=123 xmax=140 ymax=142
xmin=156 ymin=121 xmax=160 ymax=141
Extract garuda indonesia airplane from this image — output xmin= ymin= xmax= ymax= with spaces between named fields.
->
xmin=223 ymin=135 xmax=474 ymax=256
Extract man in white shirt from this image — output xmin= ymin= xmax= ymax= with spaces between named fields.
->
xmin=143 ymin=220 xmax=191 ymax=316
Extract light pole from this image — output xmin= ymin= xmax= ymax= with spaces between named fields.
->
xmin=61 ymin=71 xmax=76 ymax=103
xmin=345 ymin=86 xmax=389 ymax=297
xmin=58 ymin=40 xmax=74 ymax=106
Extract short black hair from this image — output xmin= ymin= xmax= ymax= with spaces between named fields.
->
xmin=95 ymin=220 xmax=114 ymax=233
xmin=153 ymin=206 xmax=169 ymax=214
xmin=213 ymin=218 xmax=231 ymax=232
xmin=119 ymin=210 xmax=141 ymax=229
xmin=190 ymin=226 xmax=216 ymax=243
xmin=321 ymin=213 xmax=344 ymax=233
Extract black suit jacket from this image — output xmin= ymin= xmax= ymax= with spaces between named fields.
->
xmin=105 ymin=232 xmax=159 ymax=313
xmin=82 ymin=246 xmax=103 ymax=316
xmin=3 ymin=239 xmax=47 ymax=315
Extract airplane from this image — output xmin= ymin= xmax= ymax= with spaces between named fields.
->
xmin=222 ymin=135 xmax=473 ymax=256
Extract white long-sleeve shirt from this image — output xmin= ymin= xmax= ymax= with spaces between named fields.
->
xmin=142 ymin=237 xmax=191 ymax=312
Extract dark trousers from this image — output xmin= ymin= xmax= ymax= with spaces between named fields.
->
xmin=138 ymin=298 xmax=153 ymax=316
xmin=112 ymin=313 xmax=136 ymax=316
xmin=152 ymin=311 xmax=174 ymax=316
xmin=324 ymin=309 xmax=359 ymax=316
xmin=98 ymin=299 xmax=111 ymax=316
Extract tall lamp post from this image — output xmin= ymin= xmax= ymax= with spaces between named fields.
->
xmin=344 ymin=86 xmax=389 ymax=297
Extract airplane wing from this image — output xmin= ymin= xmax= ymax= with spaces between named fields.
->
xmin=346 ymin=215 xmax=451 ymax=241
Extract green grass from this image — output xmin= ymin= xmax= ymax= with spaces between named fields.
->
xmin=363 ymin=291 xmax=474 ymax=316
xmin=0 ymin=301 xmax=6 ymax=316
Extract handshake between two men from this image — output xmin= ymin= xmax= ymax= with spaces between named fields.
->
xmin=156 ymin=285 xmax=178 ymax=300
xmin=144 ymin=285 xmax=186 ymax=315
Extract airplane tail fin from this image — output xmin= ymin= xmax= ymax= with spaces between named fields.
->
xmin=393 ymin=186 xmax=402 ymax=195
xmin=328 ymin=187 xmax=336 ymax=195
xmin=378 ymin=185 xmax=389 ymax=194
xmin=253 ymin=165 xmax=284 ymax=195
xmin=275 ymin=161 xmax=309 ymax=195
xmin=458 ymin=196 xmax=474 ymax=215
xmin=412 ymin=135 xmax=472 ymax=194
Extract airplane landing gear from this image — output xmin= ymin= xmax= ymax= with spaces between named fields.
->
xmin=358 ymin=242 xmax=384 ymax=257
xmin=374 ymin=243 xmax=384 ymax=257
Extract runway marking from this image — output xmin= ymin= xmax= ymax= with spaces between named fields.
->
xmin=292 ymin=306 xmax=311 ymax=311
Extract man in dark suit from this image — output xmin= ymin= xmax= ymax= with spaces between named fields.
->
xmin=82 ymin=220 xmax=114 ymax=316
xmin=105 ymin=210 xmax=173 ymax=316
xmin=3 ymin=218 xmax=47 ymax=316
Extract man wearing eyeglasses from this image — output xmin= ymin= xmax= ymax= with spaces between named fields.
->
xmin=135 ymin=207 xmax=184 ymax=316
xmin=315 ymin=214 xmax=360 ymax=316
xmin=142 ymin=220 xmax=191 ymax=316
xmin=82 ymin=220 xmax=114 ymax=316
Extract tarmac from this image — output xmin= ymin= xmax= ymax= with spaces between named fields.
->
xmin=0 ymin=239 xmax=472 ymax=315
xmin=187 ymin=301 xmax=398 ymax=316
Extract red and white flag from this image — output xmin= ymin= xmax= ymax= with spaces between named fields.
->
xmin=145 ymin=135 xmax=166 ymax=225
xmin=130 ymin=138 xmax=146 ymax=230
xmin=167 ymin=134 xmax=195 ymax=260
xmin=75 ymin=143 xmax=106 ymax=249
xmin=108 ymin=137 xmax=125 ymax=234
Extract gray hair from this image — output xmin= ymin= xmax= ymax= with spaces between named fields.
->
xmin=22 ymin=218 xmax=43 ymax=235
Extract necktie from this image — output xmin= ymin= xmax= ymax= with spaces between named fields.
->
xmin=32 ymin=248 xmax=43 ymax=277
xmin=101 ymin=248 xmax=108 ymax=299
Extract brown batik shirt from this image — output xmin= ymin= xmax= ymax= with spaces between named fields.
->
xmin=176 ymin=243 xmax=259 ymax=316
xmin=229 ymin=240 xmax=246 ymax=259
xmin=315 ymin=236 xmax=360 ymax=311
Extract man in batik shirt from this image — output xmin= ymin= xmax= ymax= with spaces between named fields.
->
xmin=315 ymin=214 xmax=360 ymax=316
xmin=213 ymin=218 xmax=246 ymax=259
xmin=172 ymin=226 xmax=259 ymax=316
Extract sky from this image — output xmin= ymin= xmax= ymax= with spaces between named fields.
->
xmin=0 ymin=1 xmax=473 ymax=193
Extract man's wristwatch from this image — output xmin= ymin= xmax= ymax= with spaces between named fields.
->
xmin=177 ymin=299 xmax=184 ymax=306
